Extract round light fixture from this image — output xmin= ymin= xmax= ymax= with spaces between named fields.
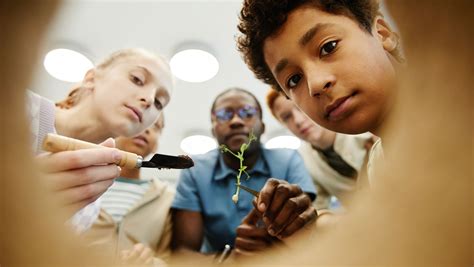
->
xmin=44 ymin=48 xmax=93 ymax=82
xmin=170 ymin=49 xmax=219 ymax=83
xmin=180 ymin=135 xmax=217 ymax=155
xmin=265 ymin=135 xmax=301 ymax=150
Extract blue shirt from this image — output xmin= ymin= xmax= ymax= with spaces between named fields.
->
xmin=172 ymin=146 xmax=316 ymax=253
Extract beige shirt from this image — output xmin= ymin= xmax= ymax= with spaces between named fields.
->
xmin=84 ymin=178 xmax=175 ymax=265
xmin=299 ymin=133 xmax=372 ymax=210
xmin=367 ymin=138 xmax=384 ymax=188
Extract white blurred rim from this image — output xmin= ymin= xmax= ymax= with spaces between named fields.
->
xmin=44 ymin=48 xmax=93 ymax=82
xmin=180 ymin=135 xmax=217 ymax=155
xmin=170 ymin=49 xmax=219 ymax=83
xmin=264 ymin=135 xmax=301 ymax=150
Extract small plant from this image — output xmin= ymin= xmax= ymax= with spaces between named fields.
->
xmin=219 ymin=131 xmax=257 ymax=203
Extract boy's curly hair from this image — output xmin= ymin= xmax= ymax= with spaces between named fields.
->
xmin=237 ymin=0 xmax=380 ymax=92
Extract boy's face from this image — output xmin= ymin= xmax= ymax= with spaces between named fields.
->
xmin=263 ymin=5 xmax=397 ymax=134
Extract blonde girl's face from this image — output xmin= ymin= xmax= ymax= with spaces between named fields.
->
xmin=90 ymin=55 xmax=172 ymax=137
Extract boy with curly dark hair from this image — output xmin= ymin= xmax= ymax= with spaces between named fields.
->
xmin=237 ymin=0 xmax=402 ymax=136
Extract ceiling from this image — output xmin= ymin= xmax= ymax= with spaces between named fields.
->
xmin=31 ymin=0 xmax=289 ymax=181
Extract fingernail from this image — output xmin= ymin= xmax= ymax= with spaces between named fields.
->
xmin=117 ymin=166 xmax=122 ymax=175
xmin=268 ymin=228 xmax=275 ymax=236
xmin=259 ymin=203 xmax=266 ymax=211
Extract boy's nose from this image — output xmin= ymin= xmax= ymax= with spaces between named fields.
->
xmin=306 ymin=69 xmax=335 ymax=99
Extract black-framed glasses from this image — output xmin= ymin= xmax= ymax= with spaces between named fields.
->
xmin=213 ymin=105 xmax=259 ymax=123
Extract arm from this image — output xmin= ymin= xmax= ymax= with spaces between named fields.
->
xmin=171 ymin=209 xmax=204 ymax=251
xmin=170 ymin=168 xmax=205 ymax=252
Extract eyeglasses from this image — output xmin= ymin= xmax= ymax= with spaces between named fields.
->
xmin=213 ymin=105 xmax=259 ymax=123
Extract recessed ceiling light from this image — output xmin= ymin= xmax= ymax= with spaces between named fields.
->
xmin=265 ymin=135 xmax=301 ymax=150
xmin=44 ymin=48 xmax=93 ymax=82
xmin=170 ymin=49 xmax=219 ymax=83
xmin=180 ymin=135 xmax=217 ymax=155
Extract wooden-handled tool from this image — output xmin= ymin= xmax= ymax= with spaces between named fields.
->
xmin=42 ymin=133 xmax=194 ymax=169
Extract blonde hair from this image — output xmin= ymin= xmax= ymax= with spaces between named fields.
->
xmin=56 ymin=48 xmax=171 ymax=109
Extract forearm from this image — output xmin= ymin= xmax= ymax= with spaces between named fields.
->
xmin=171 ymin=209 xmax=204 ymax=252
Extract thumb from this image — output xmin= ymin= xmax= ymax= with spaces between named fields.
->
xmin=100 ymin=138 xmax=116 ymax=148
xmin=242 ymin=208 xmax=262 ymax=225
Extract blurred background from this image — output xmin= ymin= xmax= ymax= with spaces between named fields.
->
xmin=30 ymin=0 xmax=391 ymax=184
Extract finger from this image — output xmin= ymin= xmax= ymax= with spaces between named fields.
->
xmin=120 ymin=250 xmax=130 ymax=261
xmin=138 ymin=246 xmax=153 ymax=264
xmin=263 ymin=182 xmax=292 ymax=223
xmin=234 ymin=248 xmax=256 ymax=257
xmin=257 ymin=178 xmax=282 ymax=213
xmin=125 ymin=246 xmax=140 ymax=262
xmin=269 ymin=194 xmax=311 ymax=236
xmin=38 ymin=148 xmax=122 ymax=173
xmin=236 ymin=224 xmax=271 ymax=240
xmin=47 ymin=164 xmax=120 ymax=191
xmin=278 ymin=207 xmax=318 ymax=239
xmin=242 ymin=208 xmax=262 ymax=225
xmin=56 ymin=178 xmax=115 ymax=206
xmin=235 ymin=236 xmax=269 ymax=252
xmin=100 ymin=137 xmax=115 ymax=148
xmin=145 ymin=257 xmax=153 ymax=265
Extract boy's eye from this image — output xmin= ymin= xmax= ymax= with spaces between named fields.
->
xmin=286 ymin=74 xmax=302 ymax=89
xmin=154 ymin=98 xmax=163 ymax=110
xmin=131 ymin=75 xmax=144 ymax=86
xmin=320 ymin=40 xmax=338 ymax=56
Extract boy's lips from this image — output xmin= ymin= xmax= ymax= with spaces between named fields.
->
xmin=324 ymin=93 xmax=356 ymax=121
xmin=125 ymin=105 xmax=143 ymax=123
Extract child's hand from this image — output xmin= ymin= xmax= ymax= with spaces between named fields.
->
xmin=120 ymin=243 xmax=154 ymax=266
xmin=256 ymin=179 xmax=317 ymax=239
xmin=37 ymin=138 xmax=122 ymax=213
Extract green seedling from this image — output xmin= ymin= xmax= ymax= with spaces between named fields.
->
xmin=219 ymin=131 xmax=257 ymax=203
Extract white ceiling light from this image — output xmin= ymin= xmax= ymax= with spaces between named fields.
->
xmin=180 ymin=135 xmax=217 ymax=155
xmin=265 ymin=135 xmax=301 ymax=150
xmin=44 ymin=48 xmax=93 ymax=82
xmin=170 ymin=48 xmax=219 ymax=83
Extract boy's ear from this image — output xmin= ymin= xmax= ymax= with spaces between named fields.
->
xmin=374 ymin=16 xmax=399 ymax=53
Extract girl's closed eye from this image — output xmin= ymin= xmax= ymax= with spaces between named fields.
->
xmin=320 ymin=40 xmax=339 ymax=57
xmin=130 ymin=74 xmax=144 ymax=86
